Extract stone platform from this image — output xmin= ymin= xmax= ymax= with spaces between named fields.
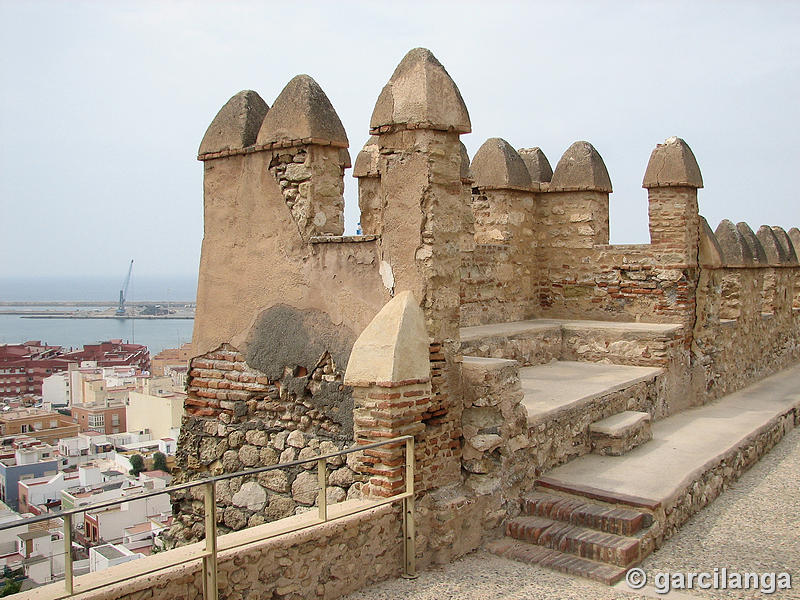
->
xmin=490 ymin=363 xmax=800 ymax=583
xmin=538 ymin=362 xmax=800 ymax=512
xmin=520 ymin=361 xmax=663 ymax=424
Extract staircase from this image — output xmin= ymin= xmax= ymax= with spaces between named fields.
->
xmin=487 ymin=490 xmax=655 ymax=585
xmin=461 ymin=317 xmax=677 ymax=583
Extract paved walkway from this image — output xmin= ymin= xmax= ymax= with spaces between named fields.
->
xmin=343 ymin=401 xmax=800 ymax=599
xmin=542 ymin=364 xmax=800 ymax=505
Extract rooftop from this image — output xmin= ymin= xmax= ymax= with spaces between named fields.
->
xmin=94 ymin=544 xmax=126 ymax=560
xmin=18 ymin=530 xmax=51 ymax=541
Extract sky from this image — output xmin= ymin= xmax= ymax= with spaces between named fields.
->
xmin=1 ymin=1 xmax=799 ymax=282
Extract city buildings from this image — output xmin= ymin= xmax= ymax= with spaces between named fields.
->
xmin=0 ymin=342 xmax=69 ymax=398
xmin=1 ymin=340 xmax=150 ymax=401
xmin=0 ymin=341 xmax=184 ymax=589
xmin=127 ymin=376 xmax=185 ymax=440
xmin=17 ymin=471 xmax=80 ymax=515
xmin=150 ymin=342 xmax=192 ymax=376
xmin=61 ymin=341 xmax=150 ymax=373
xmin=0 ymin=440 xmax=60 ymax=510
xmin=0 ymin=408 xmax=79 ymax=445
xmin=71 ymin=400 xmax=127 ymax=435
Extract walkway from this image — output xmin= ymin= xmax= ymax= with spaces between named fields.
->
xmin=344 ymin=425 xmax=800 ymax=599
xmin=344 ymin=364 xmax=800 ymax=599
xmin=541 ymin=363 xmax=800 ymax=506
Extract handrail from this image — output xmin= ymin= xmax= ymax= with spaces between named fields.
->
xmin=5 ymin=435 xmax=416 ymax=599
xmin=0 ymin=435 xmax=411 ymax=532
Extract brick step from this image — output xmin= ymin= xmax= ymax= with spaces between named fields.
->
xmin=590 ymin=410 xmax=652 ymax=456
xmin=486 ymin=537 xmax=628 ymax=585
xmin=521 ymin=491 xmax=653 ymax=536
xmin=536 ymin=476 xmax=661 ymax=511
xmin=506 ymin=515 xmax=641 ymax=567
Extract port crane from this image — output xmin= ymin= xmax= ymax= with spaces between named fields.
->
xmin=116 ymin=260 xmax=134 ymax=316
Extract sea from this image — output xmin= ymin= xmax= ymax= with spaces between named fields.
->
xmin=0 ymin=276 xmax=197 ymax=355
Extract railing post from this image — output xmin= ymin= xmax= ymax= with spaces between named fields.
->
xmin=63 ymin=513 xmax=74 ymax=595
xmin=203 ymin=481 xmax=218 ymax=600
xmin=317 ymin=458 xmax=328 ymax=521
xmin=402 ymin=436 xmax=417 ymax=579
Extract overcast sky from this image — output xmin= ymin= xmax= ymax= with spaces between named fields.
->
xmin=1 ymin=1 xmax=799 ymax=281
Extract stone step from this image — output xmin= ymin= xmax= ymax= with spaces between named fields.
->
xmin=536 ymin=476 xmax=661 ymax=511
xmin=506 ymin=515 xmax=641 ymax=567
xmin=521 ymin=491 xmax=652 ymax=536
xmin=486 ymin=537 xmax=628 ymax=585
xmin=520 ymin=361 xmax=662 ymax=425
xmin=589 ymin=410 xmax=652 ymax=456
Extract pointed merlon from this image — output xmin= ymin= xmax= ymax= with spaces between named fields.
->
xmin=199 ymin=90 xmax=269 ymax=156
xmin=714 ymin=220 xmax=754 ymax=267
xmin=343 ymin=291 xmax=430 ymax=386
xmin=471 ymin=138 xmax=532 ymax=190
xmin=788 ymin=228 xmax=800 ymax=255
xmin=642 ymin=137 xmax=703 ymax=189
xmin=339 ymin=148 xmax=352 ymax=169
xmin=550 ymin=141 xmax=612 ymax=192
xmin=699 ymin=216 xmax=724 ymax=268
xmin=735 ymin=222 xmax=768 ymax=265
xmin=518 ymin=147 xmax=553 ymax=183
xmin=353 ymin=136 xmax=380 ymax=178
xmin=370 ymin=48 xmax=471 ymax=134
xmin=459 ymin=142 xmax=473 ymax=183
xmin=770 ymin=226 xmax=798 ymax=264
xmin=257 ymin=75 xmax=348 ymax=147
xmin=756 ymin=225 xmax=789 ymax=265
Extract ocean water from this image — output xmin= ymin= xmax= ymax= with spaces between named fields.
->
xmin=0 ymin=315 xmax=194 ymax=355
xmin=0 ymin=276 xmax=197 ymax=355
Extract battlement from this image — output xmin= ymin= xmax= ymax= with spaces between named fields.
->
xmin=167 ymin=47 xmax=799 ymax=587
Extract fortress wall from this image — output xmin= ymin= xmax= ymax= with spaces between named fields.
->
xmin=461 ymin=187 xmax=538 ymax=326
xmin=534 ymin=139 xmax=701 ymax=340
xmin=173 ymin=49 xmax=473 ymax=550
xmin=460 ymin=139 xmax=540 ymax=327
xmin=693 ymin=220 xmax=800 ymax=401
xmin=173 ymin=81 xmax=391 ymax=545
xmin=171 ymin=44 xmax=800 ymax=592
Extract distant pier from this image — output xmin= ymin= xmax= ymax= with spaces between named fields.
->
xmin=0 ymin=301 xmax=195 ymax=320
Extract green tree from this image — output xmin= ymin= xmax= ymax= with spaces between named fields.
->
xmin=0 ymin=580 xmax=21 ymax=597
xmin=129 ymin=454 xmax=145 ymax=476
xmin=152 ymin=451 xmax=168 ymax=472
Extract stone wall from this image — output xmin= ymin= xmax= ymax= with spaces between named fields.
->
xmin=181 ymin=48 xmax=474 ymax=546
xmin=459 ymin=353 xmax=664 ymax=508
xmin=461 ymin=139 xmax=539 ymax=327
xmin=460 ymin=323 xmax=562 ymax=367
xmin=43 ymin=503 xmax=403 ymax=600
xmin=693 ymin=266 xmax=800 ymax=401
xmin=460 ymin=357 xmax=529 ymax=501
xmin=168 ymin=342 xmax=366 ymax=544
xmin=267 ymin=143 xmax=349 ymax=240
xmin=458 ymin=138 xmax=703 ymax=344
xmin=193 ymin=77 xmax=389 ymax=359
xmin=461 ymin=319 xmax=687 ymax=415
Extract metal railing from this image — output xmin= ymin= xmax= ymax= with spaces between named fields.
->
xmin=0 ymin=435 xmax=416 ymax=599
